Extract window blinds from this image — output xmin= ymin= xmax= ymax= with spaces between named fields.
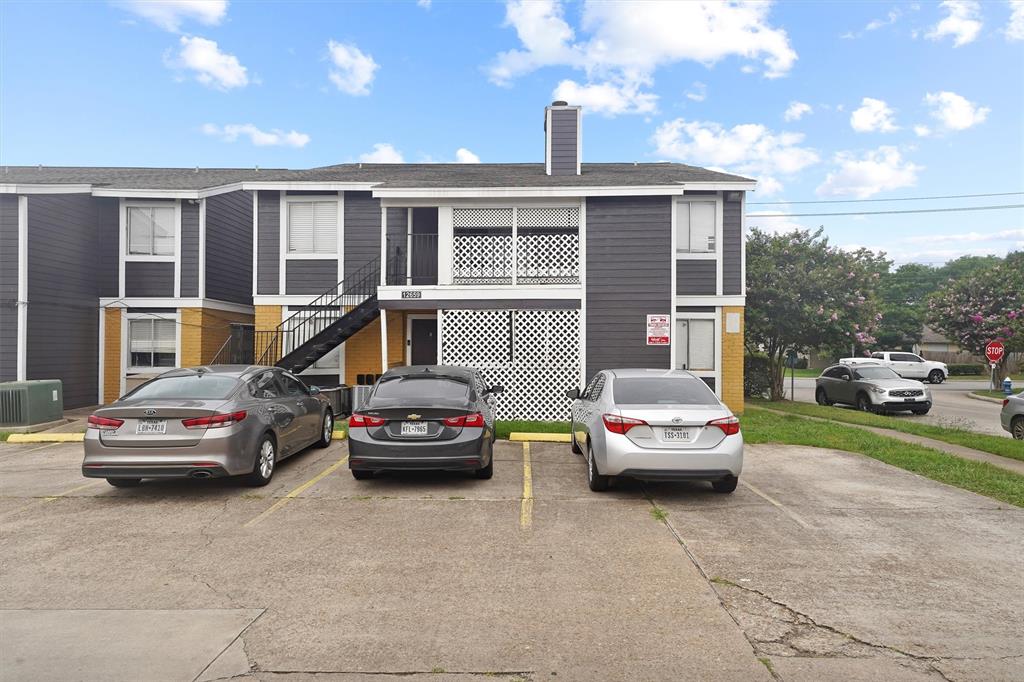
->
xmin=288 ymin=201 xmax=337 ymax=254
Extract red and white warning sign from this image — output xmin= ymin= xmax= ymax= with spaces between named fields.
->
xmin=646 ymin=314 xmax=671 ymax=346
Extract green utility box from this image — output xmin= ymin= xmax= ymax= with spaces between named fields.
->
xmin=0 ymin=380 xmax=64 ymax=427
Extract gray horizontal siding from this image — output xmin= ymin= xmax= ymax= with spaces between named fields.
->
xmin=285 ymin=260 xmax=338 ymax=295
xmin=585 ymin=196 xmax=671 ymax=380
xmin=205 ymin=190 xmax=253 ymax=304
xmin=549 ymin=108 xmax=578 ymax=176
xmin=381 ymin=299 xmax=580 ymax=310
xmin=124 ymin=261 xmax=174 ymax=297
xmin=25 ymin=194 xmax=100 ymax=408
xmin=722 ymin=194 xmax=743 ymax=295
xmin=257 ymin=191 xmax=280 ymax=295
xmin=179 ymin=200 xmax=200 ymax=297
xmin=0 ymin=195 xmax=18 ymax=381
xmin=344 ymin=191 xmax=381 ymax=278
xmin=676 ymin=260 xmax=717 ymax=295
xmin=96 ymin=198 xmax=119 ymax=297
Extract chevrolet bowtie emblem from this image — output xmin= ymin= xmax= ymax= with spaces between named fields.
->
xmin=407 ymin=413 xmax=422 ymax=420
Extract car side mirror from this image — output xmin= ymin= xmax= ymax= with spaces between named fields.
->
xmin=566 ymin=388 xmax=580 ymax=400
xmin=842 ymin=374 xmax=851 ymax=382
xmin=308 ymin=385 xmax=321 ymax=395
xmin=485 ymin=385 xmax=504 ymax=396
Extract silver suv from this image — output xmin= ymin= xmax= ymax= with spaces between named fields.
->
xmin=816 ymin=363 xmax=932 ymax=415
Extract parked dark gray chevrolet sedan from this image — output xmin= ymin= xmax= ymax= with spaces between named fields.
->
xmin=348 ymin=366 xmax=502 ymax=480
xmin=83 ymin=366 xmax=334 ymax=487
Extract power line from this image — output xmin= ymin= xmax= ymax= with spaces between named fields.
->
xmin=748 ymin=203 xmax=1024 ymax=218
xmin=748 ymin=191 xmax=1024 ymax=206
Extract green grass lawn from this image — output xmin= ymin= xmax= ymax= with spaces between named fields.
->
xmin=495 ymin=420 xmax=571 ymax=440
xmin=741 ymin=407 xmax=1024 ymax=507
xmin=947 ymin=373 xmax=1023 ymax=382
xmin=972 ymin=389 xmax=1015 ymax=400
xmin=0 ymin=432 xmax=9 ymax=442
xmin=747 ymin=399 xmax=1023 ymax=461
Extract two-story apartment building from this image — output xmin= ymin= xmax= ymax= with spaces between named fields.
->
xmin=0 ymin=102 xmax=754 ymax=419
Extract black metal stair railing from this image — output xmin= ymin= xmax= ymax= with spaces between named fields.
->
xmin=254 ymin=257 xmax=382 ymax=373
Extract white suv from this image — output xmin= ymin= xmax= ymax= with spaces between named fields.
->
xmin=840 ymin=351 xmax=948 ymax=384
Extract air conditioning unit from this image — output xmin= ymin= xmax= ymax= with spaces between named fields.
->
xmin=0 ymin=380 xmax=63 ymax=427
xmin=350 ymin=385 xmax=374 ymax=413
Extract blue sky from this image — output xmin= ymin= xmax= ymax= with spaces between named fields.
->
xmin=1 ymin=0 xmax=1022 ymax=265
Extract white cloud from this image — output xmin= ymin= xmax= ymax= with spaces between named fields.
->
xmin=901 ymin=228 xmax=1024 ymax=244
xmin=417 ymin=0 xmax=431 ymax=8
xmin=783 ymin=101 xmax=812 ymax=121
xmin=1008 ymin=0 xmax=1024 ymax=40
xmin=866 ymin=7 xmax=903 ymax=31
xmin=652 ymin=118 xmax=819 ymax=195
xmin=816 ymin=146 xmax=922 ymax=198
xmin=914 ymin=124 xmax=932 ymax=137
xmin=926 ymin=1 xmax=982 ymax=46
xmin=850 ymin=97 xmax=899 ymax=133
xmin=115 ymin=0 xmax=227 ymax=32
xmin=170 ymin=36 xmax=248 ymax=90
xmin=488 ymin=0 xmax=796 ymax=117
xmin=454 ymin=148 xmax=481 ymax=163
xmin=747 ymin=206 xmax=808 ymax=234
xmin=685 ymin=81 xmax=707 ymax=102
xmin=755 ymin=176 xmax=785 ymax=197
xmin=359 ymin=143 xmax=404 ymax=163
xmin=923 ymin=90 xmax=990 ymax=131
xmin=552 ymin=79 xmax=658 ymax=116
xmin=327 ymin=40 xmax=378 ymax=96
xmin=201 ymin=123 xmax=309 ymax=147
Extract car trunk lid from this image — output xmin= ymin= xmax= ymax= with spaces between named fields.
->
xmin=616 ymin=406 xmax=732 ymax=449
xmin=358 ymin=399 xmax=474 ymax=442
xmin=94 ymin=399 xmax=229 ymax=448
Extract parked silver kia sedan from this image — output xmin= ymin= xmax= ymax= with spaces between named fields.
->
xmin=83 ymin=366 xmax=334 ymax=487
xmin=815 ymin=363 xmax=932 ymax=414
xmin=1001 ymin=391 xmax=1024 ymax=440
xmin=567 ymin=369 xmax=743 ymax=492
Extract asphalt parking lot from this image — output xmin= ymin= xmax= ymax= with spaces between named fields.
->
xmin=1 ymin=438 xmax=1022 ymax=681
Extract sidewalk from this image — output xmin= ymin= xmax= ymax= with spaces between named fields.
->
xmin=750 ymin=405 xmax=1024 ymax=477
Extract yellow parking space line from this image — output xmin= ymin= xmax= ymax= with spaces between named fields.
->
xmin=42 ymin=480 xmax=102 ymax=502
xmin=509 ymin=432 xmax=571 ymax=443
xmin=244 ymin=454 xmax=349 ymax=528
xmin=6 ymin=433 xmax=84 ymax=443
xmin=520 ymin=442 xmax=533 ymax=530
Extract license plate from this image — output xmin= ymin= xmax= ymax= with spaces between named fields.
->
xmin=663 ymin=427 xmax=692 ymax=442
xmin=904 ymin=398 xmax=917 ymax=402
xmin=401 ymin=421 xmax=429 ymax=436
xmin=136 ymin=419 xmax=166 ymax=435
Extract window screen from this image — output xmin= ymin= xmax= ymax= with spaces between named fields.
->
xmin=129 ymin=318 xmax=176 ymax=369
xmin=127 ymin=206 xmax=175 ymax=256
xmin=288 ymin=201 xmax=337 ymax=254
xmin=674 ymin=319 xmax=715 ymax=371
xmin=677 ymin=201 xmax=716 ymax=253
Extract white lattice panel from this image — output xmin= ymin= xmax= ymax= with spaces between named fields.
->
xmin=453 ymin=208 xmax=513 ymax=228
xmin=517 ymin=207 xmax=579 ymax=228
xmin=452 ymin=234 xmax=513 ymax=282
xmin=440 ymin=308 xmax=580 ymax=421
xmin=517 ymin=232 xmax=579 ymax=283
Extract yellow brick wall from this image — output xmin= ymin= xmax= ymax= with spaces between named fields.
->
xmin=103 ymin=308 xmax=122 ymax=404
xmin=345 ymin=311 xmax=406 ymax=385
xmin=721 ymin=306 xmax=745 ymax=415
xmin=254 ymin=305 xmax=282 ymax=363
xmin=179 ymin=308 xmax=256 ymax=367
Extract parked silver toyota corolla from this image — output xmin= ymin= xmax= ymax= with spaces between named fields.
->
xmin=567 ymin=369 xmax=743 ymax=492
xmin=83 ymin=366 xmax=334 ymax=487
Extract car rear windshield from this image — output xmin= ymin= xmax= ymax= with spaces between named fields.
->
xmin=854 ymin=367 xmax=901 ymax=380
xmin=373 ymin=376 xmax=470 ymax=400
xmin=612 ymin=378 xmax=719 ymax=405
xmin=126 ymin=375 xmax=240 ymax=400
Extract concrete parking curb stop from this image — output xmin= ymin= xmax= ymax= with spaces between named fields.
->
xmin=509 ymin=432 xmax=571 ymax=443
xmin=6 ymin=433 xmax=85 ymax=443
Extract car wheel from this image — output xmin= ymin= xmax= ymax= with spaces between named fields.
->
xmin=815 ymin=387 xmax=833 ymax=406
xmin=351 ymin=469 xmax=375 ymax=480
xmin=911 ymin=407 xmax=930 ymax=415
xmin=856 ymin=393 xmax=875 ymax=413
xmin=316 ymin=411 xmax=334 ymax=448
xmin=474 ymin=455 xmax=494 ymax=480
xmin=1012 ymin=416 xmax=1024 ymax=441
xmin=245 ymin=434 xmax=276 ymax=487
xmin=712 ymin=476 xmax=738 ymax=494
xmin=586 ymin=443 xmax=610 ymax=492
xmin=107 ymin=478 xmax=142 ymax=488
xmin=928 ymin=370 xmax=945 ymax=384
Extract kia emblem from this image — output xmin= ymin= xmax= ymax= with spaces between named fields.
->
xmin=144 ymin=409 xmax=156 ymax=416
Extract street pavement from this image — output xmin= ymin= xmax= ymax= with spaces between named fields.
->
xmin=1 ymin=438 xmax=1021 ymax=681
xmin=782 ymin=377 xmax=1012 ymax=438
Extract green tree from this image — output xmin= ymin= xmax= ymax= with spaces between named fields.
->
xmin=875 ymin=262 xmax=943 ymax=350
xmin=746 ymin=227 xmax=889 ymax=400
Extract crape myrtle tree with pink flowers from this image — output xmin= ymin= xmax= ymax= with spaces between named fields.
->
xmin=746 ymin=227 xmax=889 ymax=400
xmin=927 ymin=251 xmax=1024 ymax=382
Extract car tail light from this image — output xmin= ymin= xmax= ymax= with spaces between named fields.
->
xmin=602 ymin=413 xmax=648 ymax=434
xmin=349 ymin=413 xmax=385 ymax=428
xmin=182 ymin=411 xmax=247 ymax=429
xmin=1004 ymin=399 xmax=1010 ymax=407
xmin=707 ymin=415 xmax=740 ymax=436
xmin=443 ymin=413 xmax=485 ymax=427
xmin=87 ymin=415 xmax=124 ymax=431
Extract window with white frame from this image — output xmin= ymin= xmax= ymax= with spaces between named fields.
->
xmin=675 ymin=318 xmax=715 ymax=371
xmin=287 ymin=201 xmax=337 ymax=254
xmin=676 ymin=200 xmax=717 ymax=254
xmin=128 ymin=318 xmax=177 ymax=370
xmin=127 ymin=205 xmax=176 ymax=256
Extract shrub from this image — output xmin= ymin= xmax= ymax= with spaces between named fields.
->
xmin=948 ymin=364 xmax=984 ymax=376
xmin=744 ymin=354 xmax=772 ymax=398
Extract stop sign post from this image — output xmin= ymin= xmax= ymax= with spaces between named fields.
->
xmin=985 ymin=341 xmax=1005 ymax=389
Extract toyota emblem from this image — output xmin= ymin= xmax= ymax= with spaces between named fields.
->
xmin=671 ymin=417 xmax=684 ymax=424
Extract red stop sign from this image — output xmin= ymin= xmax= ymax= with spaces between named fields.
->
xmin=985 ymin=341 xmax=1005 ymax=363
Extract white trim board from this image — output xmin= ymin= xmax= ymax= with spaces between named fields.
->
xmin=99 ymin=297 xmax=255 ymax=314
xmin=675 ymin=295 xmax=745 ymax=307
xmin=16 ymin=195 xmax=28 ymax=381
xmin=1 ymin=183 xmax=92 ymax=194
xmin=372 ymin=182 xmax=756 ymax=199
xmin=378 ymin=285 xmax=583 ymax=302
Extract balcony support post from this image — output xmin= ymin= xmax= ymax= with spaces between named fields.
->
xmin=380 ymin=308 xmax=389 ymax=373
